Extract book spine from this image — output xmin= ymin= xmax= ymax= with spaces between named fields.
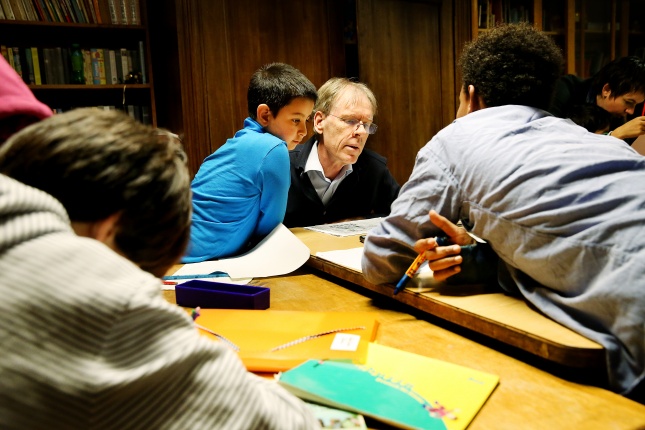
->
xmin=6 ymin=45 xmax=15 ymax=70
xmin=90 ymin=48 xmax=106 ymax=85
xmin=82 ymin=48 xmax=92 ymax=85
xmin=114 ymin=49 xmax=122 ymax=83
xmin=11 ymin=47 xmax=22 ymax=79
xmin=129 ymin=0 xmax=138 ymax=25
xmin=85 ymin=0 xmax=97 ymax=23
xmin=107 ymin=49 xmax=118 ymax=84
xmin=23 ymin=47 xmax=35 ymax=84
xmin=0 ymin=45 xmax=8 ymax=63
xmin=60 ymin=46 xmax=70 ymax=84
xmin=118 ymin=0 xmax=127 ymax=24
xmin=23 ymin=0 xmax=38 ymax=21
xmin=53 ymin=47 xmax=65 ymax=84
xmin=8 ymin=0 xmax=24 ymax=20
xmin=1 ymin=0 xmax=15 ymax=20
xmin=42 ymin=48 xmax=54 ymax=84
xmin=91 ymin=0 xmax=101 ymax=23
xmin=138 ymin=40 xmax=146 ymax=83
xmin=72 ymin=0 xmax=84 ymax=22
xmin=48 ymin=0 xmax=63 ymax=22
xmin=106 ymin=0 xmax=118 ymax=24
xmin=31 ymin=46 xmax=42 ymax=85
xmin=42 ymin=0 xmax=58 ymax=22
xmin=32 ymin=0 xmax=46 ymax=21
xmin=58 ymin=0 xmax=74 ymax=23
xmin=103 ymin=48 xmax=112 ymax=84
xmin=118 ymin=47 xmax=129 ymax=81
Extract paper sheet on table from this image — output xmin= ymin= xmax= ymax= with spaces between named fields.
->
xmin=304 ymin=218 xmax=383 ymax=237
xmin=315 ymin=247 xmax=364 ymax=272
xmin=161 ymin=276 xmax=252 ymax=291
xmin=172 ymin=224 xmax=310 ymax=279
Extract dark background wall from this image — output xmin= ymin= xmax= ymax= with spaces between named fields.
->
xmin=148 ymin=0 xmax=471 ymax=185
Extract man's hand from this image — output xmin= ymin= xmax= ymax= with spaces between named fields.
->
xmin=413 ymin=210 xmax=474 ymax=281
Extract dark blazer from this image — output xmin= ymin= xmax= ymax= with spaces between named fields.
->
xmin=284 ymin=136 xmax=400 ymax=227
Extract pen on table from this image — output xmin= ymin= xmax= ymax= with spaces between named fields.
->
xmin=162 ymin=271 xmax=228 ymax=281
xmin=163 ymin=280 xmax=178 ymax=286
xmin=393 ymin=236 xmax=450 ymax=296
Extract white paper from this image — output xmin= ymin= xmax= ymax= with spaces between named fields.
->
xmin=171 ymin=224 xmax=310 ymax=279
xmin=304 ymin=218 xmax=383 ymax=237
xmin=315 ymin=247 xmax=364 ymax=272
xmin=161 ymin=276 xmax=252 ymax=291
xmin=330 ymin=333 xmax=360 ymax=351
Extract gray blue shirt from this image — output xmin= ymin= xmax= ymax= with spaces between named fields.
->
xmin=362 ymin=105 xmax=645 ymax=397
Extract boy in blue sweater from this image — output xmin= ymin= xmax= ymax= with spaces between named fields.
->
xmin=184 ymin=63 xmax=317 ymax=262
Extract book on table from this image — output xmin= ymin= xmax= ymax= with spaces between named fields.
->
xmin=192 ymin=308 xmax=380 ymax=373
xmin=278 ymin=342 xmax=499 ymax=430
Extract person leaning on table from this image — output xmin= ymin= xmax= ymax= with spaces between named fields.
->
xmin=362 ymin=23 xmax=645 ymax=403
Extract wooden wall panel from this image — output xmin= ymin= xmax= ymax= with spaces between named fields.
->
xmin=357 ymin=0 xmax=455 ymax=185
xmin=150 ymin=0 xmax=463 ymax=181
xmin=165 ymin=0 xmax=340 ymax=176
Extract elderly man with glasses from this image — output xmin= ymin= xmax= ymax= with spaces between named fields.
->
xmin=284 ymin=77 xmax=400 ymax=227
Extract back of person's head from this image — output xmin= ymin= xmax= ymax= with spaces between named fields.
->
xmin=590 ymin=56 xmax=645 ymax=98
xmin=459 ymin=23 xmax=563 ymax=110
xmin=247 ymin=62 xmax=317 ymax=120
xmin=0 ymin=108 xmax=192 ymax=277
xmin=312 ymin=77 xmax=378 ymax=135
xmin=567 ymin=104 xmax=612 ymax=133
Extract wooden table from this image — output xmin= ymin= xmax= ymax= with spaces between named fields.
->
xmin=163 ymin=267 xmax=645 ymax=429
xmin=291 ymin=228 xmax=605 ymax=370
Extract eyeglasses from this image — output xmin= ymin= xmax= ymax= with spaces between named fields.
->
xmin=327 ymin=114 xmax=378 ymax=134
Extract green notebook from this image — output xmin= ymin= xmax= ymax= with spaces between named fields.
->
xmin=279 ymin=359 xmax=447 ymax=429
xmin=278 ymin=343 xmax=499 ymax=430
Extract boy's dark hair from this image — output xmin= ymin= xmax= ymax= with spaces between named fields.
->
xmin=247 ymin=63 xmax=317 ymax=119
xmin=590 ymin=56 xmax=645 ymax=99
xmin=0 ymin=108 xmax=192 ymax=278
xmin=459 ymin=23 xmax=563 ymax=110
xmin=567 ymin=104 xmax=612 ymax=133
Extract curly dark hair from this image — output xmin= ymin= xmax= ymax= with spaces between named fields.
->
xmin=459 ymin=23 xmax=563 ymax=110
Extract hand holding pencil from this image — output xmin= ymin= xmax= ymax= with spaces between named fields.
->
xmin=392 ymin=210 xmax=473 ymax=295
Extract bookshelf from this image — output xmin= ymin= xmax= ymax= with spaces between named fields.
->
xmin=0 ymin=0 xmax=155 ymax=126
xmin=471 ymin=0 xmax=645 ymax=78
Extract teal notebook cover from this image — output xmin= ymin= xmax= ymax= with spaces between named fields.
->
xmin=279 ymin=359 xmax=447 ymax=430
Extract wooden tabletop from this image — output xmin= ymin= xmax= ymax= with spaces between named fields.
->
xmin=290 ymin=227 xmax=606 ymax=369
xmin=163 ymin=267 xmax=645 ymax=429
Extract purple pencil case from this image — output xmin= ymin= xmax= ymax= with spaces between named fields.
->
xmin=175 ymin=280 xmax=270 ymax=310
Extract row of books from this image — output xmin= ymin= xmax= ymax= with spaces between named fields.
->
xmin=477 ymin=0 xmax=531 ymax=29
xmin=0 ymin=0 xmax=140 ymax=25
xmin=53 ymin=105 xmax=151 ymax=125
xmin=1 ymin=43 xmax=146 ymax=85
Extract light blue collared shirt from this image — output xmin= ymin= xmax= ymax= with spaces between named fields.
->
xmin=304 ymin=140 xmax=353 ymax=206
